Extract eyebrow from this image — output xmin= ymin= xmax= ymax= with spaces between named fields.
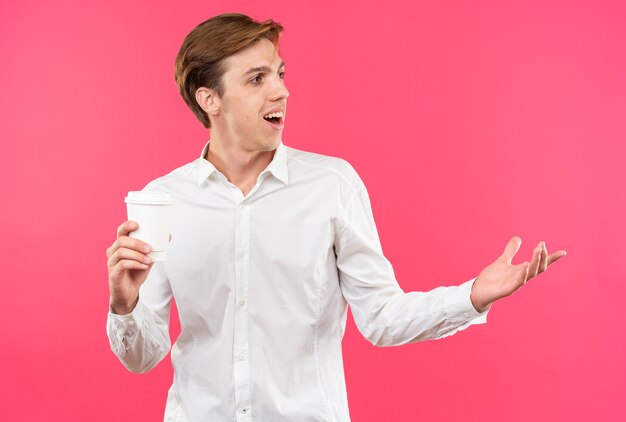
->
xmin=241 ymin=61 xmax=285 ymax=78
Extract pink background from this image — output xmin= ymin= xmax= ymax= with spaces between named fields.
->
xmin=1 ymin=0 xmax=624 ymax=420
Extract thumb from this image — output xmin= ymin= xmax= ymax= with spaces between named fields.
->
xmin=498 ymin=236 xmax=522 ymax=264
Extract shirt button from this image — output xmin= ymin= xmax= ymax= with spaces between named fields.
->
xmin=238 ymin=251 xmax=246 ymax=259
xmin=239 ymin=204 xmax=246 ymax=210
xmin=239 ymin=351 xmax=248 ymax=360
xmin=242 ymin=408 xmax=248 ymax=414
xmin=239 ymin=299 xmax=246 ymax=306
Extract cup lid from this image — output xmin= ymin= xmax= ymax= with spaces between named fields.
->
xmin=125 ymin=191 xmax=174 ymax=205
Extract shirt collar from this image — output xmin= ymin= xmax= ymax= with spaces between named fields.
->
xmin=196 ymin=140 xmax=289 ymax=186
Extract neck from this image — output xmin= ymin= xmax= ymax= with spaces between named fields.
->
xmin=204 ymin=136 xmax=276 ymax=191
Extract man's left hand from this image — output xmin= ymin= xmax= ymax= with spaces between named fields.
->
xmin=470 ymin=237 xmax=567 ymax=313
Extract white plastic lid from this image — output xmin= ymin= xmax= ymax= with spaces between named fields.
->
xmin=124 ymin=191 xmax=174 ymax=205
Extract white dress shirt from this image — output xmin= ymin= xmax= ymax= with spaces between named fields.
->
xmin=107 ymin=140 xmax=490 ymax=422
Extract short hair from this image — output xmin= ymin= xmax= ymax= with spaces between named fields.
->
xmin=174 ymin=13 xmax=284 ymax=128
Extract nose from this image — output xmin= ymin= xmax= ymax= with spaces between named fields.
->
xmin=269 ymin=75 xmax=289 ymax=101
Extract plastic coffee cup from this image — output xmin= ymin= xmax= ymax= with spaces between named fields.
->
xmin=124 ymin=191 xmax=174 ymax=262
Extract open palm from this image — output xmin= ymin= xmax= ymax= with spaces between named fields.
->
xmin=470 ymin=236 xmax=567 ymax=312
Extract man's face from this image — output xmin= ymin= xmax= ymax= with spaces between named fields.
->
xmin=212 ymin=38 xmax=289 ymax=152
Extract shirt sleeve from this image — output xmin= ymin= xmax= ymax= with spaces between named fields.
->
xmin=106 ymin=261 xmax=173 ymax=372
xmin=334 ymin=182 xmax=491 ymax=347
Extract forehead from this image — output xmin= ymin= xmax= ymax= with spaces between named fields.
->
xmin=222 ymin=38 xmax=284 ymax=75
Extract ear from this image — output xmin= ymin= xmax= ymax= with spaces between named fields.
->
xmin=195 ymin=87 xmax=220 ymax=116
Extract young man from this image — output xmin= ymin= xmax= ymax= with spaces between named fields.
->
xmin=106 ymin=13 xmax=566 ymax=421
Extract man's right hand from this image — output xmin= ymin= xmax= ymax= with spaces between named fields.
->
xmin=106 ymin=220 xmax=153 ymax=315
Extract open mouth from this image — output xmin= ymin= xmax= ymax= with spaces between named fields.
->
xmin=262 ymin=111 xmax=285 ymax=129
xmin=263 ymin=116 xmax=283 ymax=125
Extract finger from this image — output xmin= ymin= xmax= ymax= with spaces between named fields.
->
xmin=108 ymin=247 xmax=152 ymax=269
xmin=528 ymin=244 xmax=542 ymax=280
xmin=499 ymin=236 xmax=522 ymax=264
xmin=117 ymin=220 xmax=139 ymax=238
xmin=112 ymin=236 xmax=152 ymax=255
xmin=109 ymin=259 xmax=150 ymax=280
xmin=539 ymin=242 xmax=548 ymax=273
xmin=520 ymin=261 xmax=530 ymax=285
xmin=547 ymin=250 xmax=567 ymax=266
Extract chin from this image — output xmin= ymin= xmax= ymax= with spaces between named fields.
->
xmin=259 ymin=137 xmax=281 ymax=151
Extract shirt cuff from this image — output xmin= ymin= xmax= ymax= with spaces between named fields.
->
xmin=108 ymin=298 xmax=145 ymax=345
xmin=443 ymin=277 xmax=491 ymax=322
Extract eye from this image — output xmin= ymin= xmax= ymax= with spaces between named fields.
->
xmin=250 ymin=74 xmax=262 ymax=84
xmin=280 ymin=71 xmax=286 ymax=79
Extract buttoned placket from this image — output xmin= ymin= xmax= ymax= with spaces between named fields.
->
xmin=233 ymin=199 xmax=251 ymax=421
xmin=215 ymin=170 xmax=272 ymax=420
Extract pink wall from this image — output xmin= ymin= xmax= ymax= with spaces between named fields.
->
xmin=1 ymin=0 xmax=624 ymax=420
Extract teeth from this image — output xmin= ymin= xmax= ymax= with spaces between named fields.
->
xmin=263 ymin=111 xmax=284 ymax=119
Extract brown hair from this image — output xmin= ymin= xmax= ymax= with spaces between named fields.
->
xmin=174 ymin=13 xmax=284 ymax=128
